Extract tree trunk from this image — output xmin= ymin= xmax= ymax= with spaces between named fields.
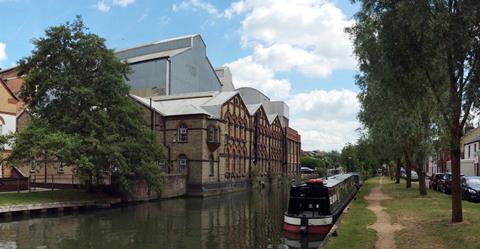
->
xmin=404 ymin=153 xmax=412 ymax=188
xmin=418 ymin=166 xmax=427 ymax=196
xmin=396 ymin=159 xmax=401 ymax=184
xmin=405 ymin=163 xmax=412 ymax=188
xmin=450 ymin=132 xmax=463 ymax=223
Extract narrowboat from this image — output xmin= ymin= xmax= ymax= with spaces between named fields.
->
xmin=283 ymin=173 xmax=359 ymax=235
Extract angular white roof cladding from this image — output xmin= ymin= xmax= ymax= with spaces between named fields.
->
xmin=131 ymin=90 xmax=283 ymax=125
xmin=125 ymin=47 xmax=191 ymax=64
xmin=131 ymin=91 xmax=236 ymax=119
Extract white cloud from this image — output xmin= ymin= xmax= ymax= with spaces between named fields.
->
xmin=112 ymin=0 xmax=135 ymax=7
xmin=160 ymin=16 xmax=171 ymax=25
xmin=96 ymin=0 xmax=135 ymax=12
xmin=172 ymin=0 xmax=220 ymax=16
xmin=224 ymin=56 xmax=291 ymax=99
xmin=173 ymin=0 xmax=359 ymax=150
xmin=97 ymin=1 xmax=111 ymax=12
xmin=0 ymin=42 xmax=7 ymax=67
xmin=287 ymin=90 xmax=361 ymax=151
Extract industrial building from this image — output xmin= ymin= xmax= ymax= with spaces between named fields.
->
xmin=119 ymin=34 xmax=301 ymax=196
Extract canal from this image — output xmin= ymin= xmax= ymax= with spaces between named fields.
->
xmin=0 ymin=186 xmax=323 ymax=249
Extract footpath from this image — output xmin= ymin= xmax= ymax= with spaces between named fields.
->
xmin=365 ymin=177 xmax=404 ymax=249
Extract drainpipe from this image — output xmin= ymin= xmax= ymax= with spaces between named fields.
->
xmin=150 ymin=98 xmax=154 ymax=131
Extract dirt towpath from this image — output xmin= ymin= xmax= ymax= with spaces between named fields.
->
xmin=365 ymin=177 xmax=404 ymax=249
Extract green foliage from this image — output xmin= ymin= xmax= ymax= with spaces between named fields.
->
xmin=8 ymin=16 xmax=165 ymax=194
xmin=300 ymin=156 xmax=325 ymax=169
xmin=350 ymin=0 xmax=480 ymax=220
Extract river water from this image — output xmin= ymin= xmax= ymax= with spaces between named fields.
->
xmin=0 ymin=186 xmax=324 ymax=249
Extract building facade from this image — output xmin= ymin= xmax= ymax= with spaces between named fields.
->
xmin=0 ymin=79 xmax=18 ymax=178
xmin=124 ymin=35 xmax=301 ymax=196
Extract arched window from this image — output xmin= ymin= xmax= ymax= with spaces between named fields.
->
xmin=237 ymin=152 xmax=242 ymax=177
xmin=209 ymin=155 xmax=214 ymax=176
xmin=243 ymin=149 xmax=247 ymax=175
xmin=207 ymin=126 xmax=217 ymax=143
xmin=178 ymin=154 xmax=188 ymax=172
xmin=232 ymin=151 xmax=237 ymax=177
xmin=225 ymin=148 xmax=230 ymax=178
xmin=228 ymin=118 xmax=233 ymax=136
xmin=178 ymin=124 xmax=188 ymax=143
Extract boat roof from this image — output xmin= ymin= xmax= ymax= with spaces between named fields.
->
xmin=323 ymin=173 xmax=355 ymax=187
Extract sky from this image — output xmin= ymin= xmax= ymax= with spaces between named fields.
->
xmin=0 ymin=0 xmax=361 ymax=151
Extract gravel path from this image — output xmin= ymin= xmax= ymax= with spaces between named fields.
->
xmin=365 ymin=177 xmax=404 ymax=249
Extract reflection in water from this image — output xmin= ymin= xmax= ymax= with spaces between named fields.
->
xmin=0 ymin=186 xmax=325 ymax=249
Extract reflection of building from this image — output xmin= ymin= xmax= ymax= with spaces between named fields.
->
xmin=123 ymin=35 xmax=301 ymax=196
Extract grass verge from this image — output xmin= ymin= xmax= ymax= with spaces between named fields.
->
xmin=0 ymin=189 xmax=109 ymax=206
xmin=326 ymin=177 xmax=378 ymax=249
xmin=382 ymin=179 xmax=480 ymax=249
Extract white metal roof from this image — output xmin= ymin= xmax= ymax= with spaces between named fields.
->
xmin=125 ymin=47 xmax=191 ymax=64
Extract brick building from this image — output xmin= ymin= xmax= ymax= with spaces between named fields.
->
xmin=125 ymin=35 xmax=301 ymax=196
xmin=0 ymin=34 xmax=301 ymax=196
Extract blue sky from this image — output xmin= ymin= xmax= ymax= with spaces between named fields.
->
xmin=0 ymin=0 xmax=361 ymax=151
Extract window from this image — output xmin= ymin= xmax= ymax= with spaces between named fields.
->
xmin=178 ymin=155 xmax=188 ymax=171
xmin=0 ymin=124 xmax=3 ymax=135
xmin=208 ymin=127 xmax=217 ymax=143
xmin=226 ymin=152 xmax=231 ymax=177
xmin=178 ymin=124 xmax=188 ymax=143
xmin=30 ymin=160 xmax=37 ymax=173
xmin=237 ymin=153 xmax=242 ymax=177
xmin=57 ymin=161 xmax=64 ymax=173
xmin=232 ymin=152 xmax=236 ymax=177
xmin=157 ymin=160 xmax=167 ymax=172
xmin=469 ymin=145 xmax=471 ymax=158
xmin=209 ymin=155 xmax=214 ymax=176
xmin=475 ymin=144 xmax=477 ymax=153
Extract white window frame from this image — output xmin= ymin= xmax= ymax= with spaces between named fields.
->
xmin=178 ymin=126 xmax=188 ymax=143
xmin=57 ymin=161 xmax=65 ymax=173
xmin=179 ymin=157 xmax=188 ymax=170
xmin=30 ymin=160 xmax=37 ymax=173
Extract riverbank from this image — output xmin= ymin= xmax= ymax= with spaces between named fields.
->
xmin=327 ymin=177 xmax=480 ymax=249
xmin=0 ymin=189 xmax=110 ymax=206
xmin=326 ymin=177 xmax=377 ymax=249
xmin=0 ymin=189 xmax=121 ymax=217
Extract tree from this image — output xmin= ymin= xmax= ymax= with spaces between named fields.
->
xmin=351 ymin=0 xmax=480 ymax=222
xmin=9 ymin=16 xmax=165 ymax=194
xmin=349 ymin=1 xmax=439 ymax=195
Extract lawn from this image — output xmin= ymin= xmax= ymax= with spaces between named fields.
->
xmin=382 ymin=179 xmax=480 ymax=249
xmin=326 ymin=177 xmax=378 ymax=249
xmin=0 ymin=189 xmax=110 ymax=206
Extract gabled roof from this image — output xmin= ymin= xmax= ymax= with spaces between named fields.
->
xmin=466 ymin=135 xmax=480 ymax=145
xmin=267 ymin=113 xmax=278 ymax=124
xmin=0 ymin=78 xmax=18 ymax=101
xmin=246 ymin=103 xmax=262 ymax=115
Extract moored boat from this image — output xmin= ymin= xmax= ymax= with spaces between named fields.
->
xmin=283 ymin=173 xmax=359 ymax=235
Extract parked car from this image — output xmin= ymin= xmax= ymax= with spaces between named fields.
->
xmin=429 ymin=173 xmax=445 ymax=191
xmin=462 ymin=176 xmax=480 ymax=202
xmin=411 ymin=171 xmax=419 ymax=181
xmin=400 ymin=167 xmax=418 ymax=181
xmin=438 ymin=173 xmax=464 ymax=194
